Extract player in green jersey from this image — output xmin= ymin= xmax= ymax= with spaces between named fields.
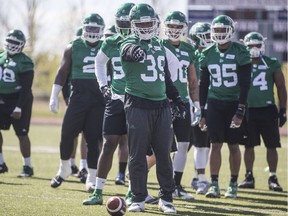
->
xmin=188 ymin=22 xmax=213 ymax=195
xmin=163 ymin=10 xmax=199 ymax=200
xmin=119 ymin=3 xmax=187 ymax=214
xmin=199 ymin=15 xmax=252 ymax=199
xmin=0 ymin=29 xmax=34 ymax=177
xmin=49 ymin=13 xmax=106 ymax=192
xmin=238 ymin=32 xmax=287 ymax=192
xmin=83 ymin=2 xmax=135 ymax=206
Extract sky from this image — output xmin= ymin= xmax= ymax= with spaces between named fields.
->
xmin=0 ymin=0 xmax=187 ymax=55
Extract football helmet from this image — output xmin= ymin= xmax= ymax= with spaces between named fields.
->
xmin=189 ymin=22 xmax=213 ymax=48
xmin=164 ymin=11 xmax=188 ymax=42
xmin=4 ymin=29 xmax=26 ymax=55
xmin=115 ymin=2 xmax=135 ymax=37
xmin=82 ymin=13 xmax=105 ymax=43
xmin=129 ymin=3 xmax=157 ymax=40
xmin=243 ymin=32 xmax=266 ymax=58
xmin=211 ymin=15 xmax=235 ymax=45
xmin=75 ymin=27 xmax=83 ymax=38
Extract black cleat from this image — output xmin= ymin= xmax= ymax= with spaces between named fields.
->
xmin=78 ymin=168 xmax=87 ymax=184
xmin=51 ymin=176 xmax=64 ymax=188
xmin=0 ymin=163 xmax=8 ymax=174
xmin=238 ymin=177 xmax=255 ymax=189
xmin=268 ymin=176 xmax=283 ymax=192
xmin=115 ymin=172 xmax=125 ymax=185
xmin=18 ymin=166 xmax=33 ymax=177
xmin=71 ymin=165 xmax=79 ymax=176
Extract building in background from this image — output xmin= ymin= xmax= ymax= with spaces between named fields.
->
xmin=187 ymin=0 xmax=287 ymax=61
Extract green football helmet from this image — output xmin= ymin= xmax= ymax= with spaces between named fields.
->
xmin=129 ymin=3 xmax=157 ymax=40
xmin=4 ymin=29 xmax=26 ymax=55
xmin=115 ymin=2 xmax=135 ymax=37
xmin=75 ymin=27 xmax=83 ymax=38
xmin=189 ymin=22 xmax=213 ymax=48
xmin=82 ymin=13 xmax=105 ymax=43
xmin=243 ymin=32 xmax=266 ymax=58
xmin=211 ymin=15 xmax=235 ymax=45
xmin=164 ymin=11 xmax=188 ymax=41
xmin=104 ymin=25 xmax=117 ymax=38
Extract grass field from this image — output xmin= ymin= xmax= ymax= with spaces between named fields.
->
xmin=0 ymin=100 xmax=287 ymax=216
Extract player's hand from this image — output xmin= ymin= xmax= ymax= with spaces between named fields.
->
xmin=279 ymin=108 xmax=287 ymax=127
xmin=132 ymin=46 xmax=146 ymax=62
xmin=175 ymin=96 xmax=186 ymax=119
xmin=10 ymin=107 xmax=21 ymax=119
xmin=49 ymin=96 xmax=59 ymax=113
xmin=199 ymin=117 xmax=207 ymax=131
xmin=101 ymin=85 xmax=112 ymax=103
xmin=230 ymin=115 xmax=242 ymax=128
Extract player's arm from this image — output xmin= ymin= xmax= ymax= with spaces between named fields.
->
xmin=187 ymin=63 xmax=199 ymax=103
xmin=95 ymin=49 xmax=109 ymax=88
xmin=49 ymin=44 xmax=72 ymax=113
xmin=199 ymin=66 xmax=210 ymax=112
xmin=164 ymin=47 xmax=179 ymax=81
xmin=121 ymin=43 xmax=146 ymax=62
xmin=11 ymin=70 xmax=34 ymax=119
xmin=274 ymin=69 xmax=287 ymax=127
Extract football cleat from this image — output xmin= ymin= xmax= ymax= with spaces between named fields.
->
xmin=85 ymin=182 xmax=95 ymax=193
xmin=115 ymin=172 xmax=125 ymax=185
xmin=51 ymin=176 xmax=64 ymax=188
xmin=125 ymin=190 xmax=132 ymax=206
xmin=238 ymin=176 xmax=255 ymax=189
xmin=268 ymin=176 xmax=283 ymax=192
xmin=71 ymin=165 xmax=79 ymax=176
xmin=205 ymin=181 xmax=221 ymax=198
xmin=145 ymin=195 xmax=158 ymax=204
xmin=78 ymin=168 xmax=88 ymax=184
xmin=0 ymin=163 xmax=8 ymax=174
xmin=173 ymin=185 xmax=195 ymax=200
xmin=128 ymin=201 xmax=145 ymax=212
xmin=158 ymin=199 xmax=177 ymax=214
xmin=196 ymin=181 xmax=210 ymax=195
xmin=191 ymin=178 xmax=199 ymax=190
xmin=18 ymin=166 xmax=33 ymax=177
xmin=224 ymin=182 xmax=238 ymax=199
xmin=82 ymin=189 xmax=103 ymax=205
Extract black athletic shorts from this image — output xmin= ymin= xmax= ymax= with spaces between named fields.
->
xmin=190 ymin=125 xmax=210 ymax=148
xmin=245 ymin=105 xmax=281 ymax=148
xmin=0 ymin=92 xmax=33 ymax=136
xmin=207 ymin=99 xmax=244 ymax=145
xmin=103 ymin=99 xmax=127 ymax=135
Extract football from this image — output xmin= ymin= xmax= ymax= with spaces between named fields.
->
xmin=106 ymin=196 xmax=126 ymax=216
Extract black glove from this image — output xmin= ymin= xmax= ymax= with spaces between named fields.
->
xmin=171 ymin=96 xmax=186 ymax=120
xmin=279 ymin=108 xmax=287 ymax=127
xmin=101 ymin=85 xmax=112 ymax=103
xmin=235 ymin=104 xmax=246 ymax=119
xmin=132 ymin=45 xmax=146 ymax=62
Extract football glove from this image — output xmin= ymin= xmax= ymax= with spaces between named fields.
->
xmin=235 ymin=104 xmax=246 ymax=119
xmin=131 ymin=45 xmax=146 ymax=62
xmin=279 ymin=108 xmax=287 ymax=127
xmin=49 ymin=84 xmax=62 ymax=113
xmin=101 ymin=85 xmax=112 ymax=103
xmin=10 ymin=107 xmax=21 ymax=119
xmin=191 ymin=101 xmax=201 ymax=126
xmin=171 ymin=96 xmax=186 ymax=120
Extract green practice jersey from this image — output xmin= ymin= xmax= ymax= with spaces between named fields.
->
xmin=120 ymin=36 xmax=167 ymax=101
xmin=0 ymin=50 xmax=34 ymax=94
xmin=199 ymin=42 xmax=251 ymax=101
xmin=71 ymin=38 xmax=102 ymax=80
xmin=248 ymin=56 xmax=281 ymax=108
xmin=101 ymin=34 xmax=125 ymax=95
xmin=163 ymin=40 xmax=196 ymax=103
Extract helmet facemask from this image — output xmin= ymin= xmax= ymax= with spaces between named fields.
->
xmin=164 ymin=22 xmax=187 ymax=42
xmin=211 ymin=25 xmax=234 ymax=45
xmin=247 ymin=42 xmax=265 ymax=58
xmin=83 ymin=23 xmax=104 ymax=43
xmin=131 ymin=17 xmax=157 ymax=40
xmin=4 ymin=37 xmax=25 ymax=55
xmin=116 ymin=16 xmax=132 ymax=37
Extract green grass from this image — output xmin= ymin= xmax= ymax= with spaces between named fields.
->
xmin=0 ymin=114 xmax=287 ymax=215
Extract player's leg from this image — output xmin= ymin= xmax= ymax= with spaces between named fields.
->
xmin=70 ymin=136 xmax=79 ymax=176
xmin=78 ymin=133 xmax=88 ymax=183
xmin=0 ymin=132 xmax=8 ymax=174
xmin=115 ymin=134 xmax=128 ymax=185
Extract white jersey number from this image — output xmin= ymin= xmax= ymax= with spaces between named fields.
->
xmin=208 ymin=64 xmax=237 ymax=87
xmin=0 ymin=67 xmax=16 ymax=82
xmin=141 ymin=55 xmax=165 ymax=82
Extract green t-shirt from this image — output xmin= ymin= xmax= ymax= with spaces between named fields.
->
xmin=101 ymin=34 xmax=125 ymax=95
xmin=163 ymin=40 xmax=196 ymax=103
xmin=120 ymin=36 xmax=167 ymax=101
xmin=248 ymin=55 xmax=281 ymax=108
xmin=0 ymin=51 xmax=34 ymax=94
xmin=199 ymin=42 xmax=251 ymax=101
xmin=71 ymin=38 xmax=103 ymax=80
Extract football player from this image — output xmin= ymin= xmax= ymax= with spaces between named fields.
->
xmin=118 ymin=3 xmax=186 ymax=214
xmin=82 ymin=2 xmax=135 ymax=206
xmin=163 ymin=11 xmax=199 ymax=200
xmin=238 ymin=32 xmax=287 ymax=192
xmin=199 ymin=15 xmax=252 ymax=199
xmin=49 ymin=13 xmax=106 ymax=192
xmin=0 ymin=29 xmax=34 ymax=177
xmin=188 ymin=22 xmax=213 ymax=195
